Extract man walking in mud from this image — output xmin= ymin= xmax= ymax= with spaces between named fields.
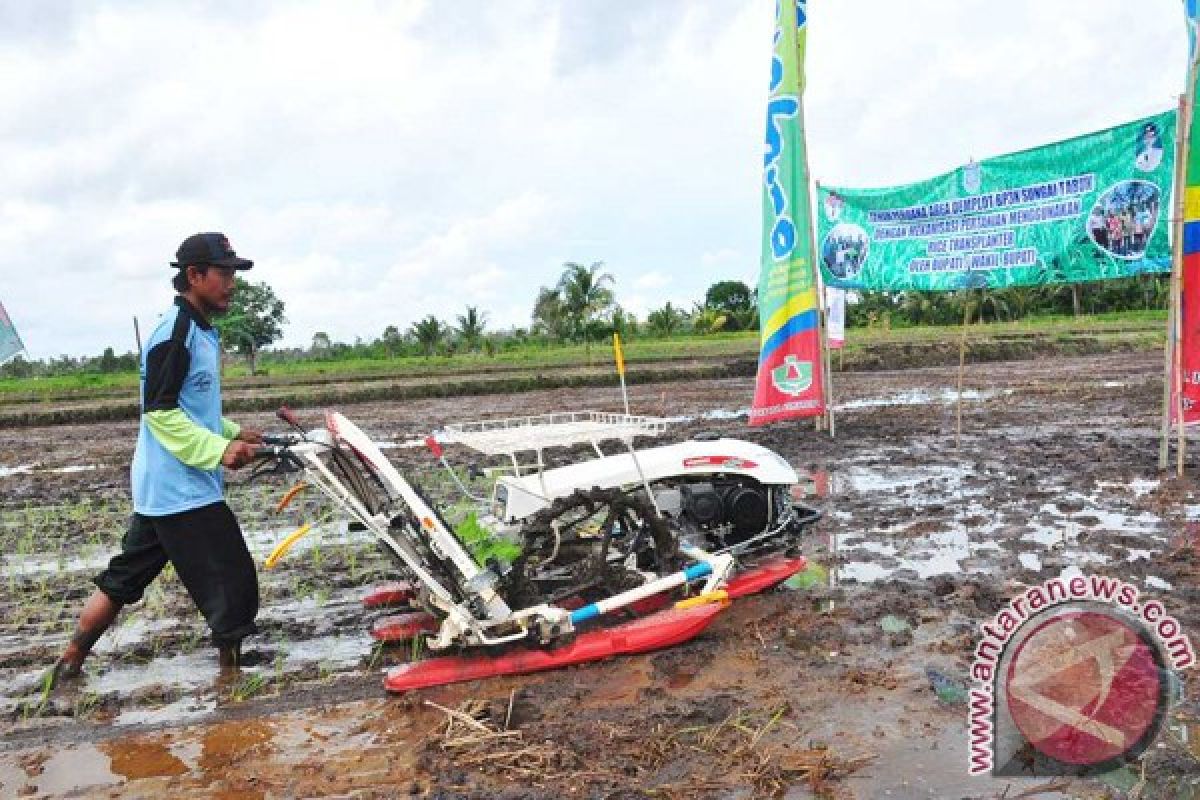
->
xmin=49 ymin=233 xmax=264 ymax=686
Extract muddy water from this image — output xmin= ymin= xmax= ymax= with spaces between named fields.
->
xmin=2 ymin=351 xmax=1198 ymax=798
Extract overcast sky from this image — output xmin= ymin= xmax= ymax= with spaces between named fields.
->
xmin=0 ymin=0 xmax=1188 ymax=358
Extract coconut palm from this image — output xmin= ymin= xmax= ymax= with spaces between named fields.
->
xmin=409 ymin=315 xmax=447 ymax=358
xmin=455 ymin=306 xmax=488 ymax=352
xmin=557 ymin=261 xmax=616 ymax=347
xmin=647 ymin=302 xmax=686 ymax=336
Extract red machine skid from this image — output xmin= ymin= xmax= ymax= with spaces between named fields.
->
xmin=371 ymin=611 xmax=439 ymax=642
xmin=384 ymin=603 xmax=724 ymax=693
xmin=724 ymin=557 xmax=807 ymax=598
xmin=362 ymin=581 xmax=416 ymax=609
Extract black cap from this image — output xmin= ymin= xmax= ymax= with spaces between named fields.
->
xmin=170 ymin=232 xmax=254 ymax=270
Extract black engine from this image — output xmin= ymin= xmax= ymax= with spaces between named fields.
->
xmin=678 ymin=480 xmax=770 ymax=544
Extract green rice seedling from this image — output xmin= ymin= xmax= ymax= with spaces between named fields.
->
xmin=73 ymin=692 xmax=101 ymax=720
xmin=182 ymin=625 xmax=205 ymax=653
xmin=366 ymin=640 xmax=385 ymax=670
xmin=230 ymin=671 xmax=268 ymax=702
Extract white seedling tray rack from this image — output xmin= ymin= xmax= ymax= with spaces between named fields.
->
xmin=441 ymin=411 xmax=668 ymax=456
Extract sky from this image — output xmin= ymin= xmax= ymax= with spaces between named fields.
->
xmin=0 ymin=0 xmax=1188 ymax=358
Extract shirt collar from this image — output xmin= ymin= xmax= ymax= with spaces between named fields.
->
xmin=174 ymin=296 xmax=214 ymax=331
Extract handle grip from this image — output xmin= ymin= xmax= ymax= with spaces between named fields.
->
xmin=277 ymin=406 xmax=301 ymax=428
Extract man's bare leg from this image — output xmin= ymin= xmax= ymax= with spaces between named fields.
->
xmin=50 ymin=590 xmax=123 ymax=685
xmin=217 ymin=640 xmax=242 ymax=669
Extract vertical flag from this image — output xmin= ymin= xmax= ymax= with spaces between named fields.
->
xmin=613 ymin=332 xmax=631 ymax=416
xmin=1178 ymin=0 xmax=1200 ymax=424
xmin=750 ymin=0 xmax=826 ymax=426
xmin=0 ymin=300 xmax=26 ymax=365
xmin=1188 ymin=0 xmax=1199 ymax=63
xmin=826 ymin=287 xmax=846 ymax=350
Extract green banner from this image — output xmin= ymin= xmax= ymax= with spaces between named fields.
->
xmin=817 ymin=111 xmax=1176 ymax=292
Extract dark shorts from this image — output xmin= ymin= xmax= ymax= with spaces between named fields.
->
xmin=94 ymin=501 xmax=258 ymax=647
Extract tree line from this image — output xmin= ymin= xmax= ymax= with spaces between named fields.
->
xmin=0 ymin=267 xmax=1171 ymax=378
xmin=847 ymin=274 xmax=1168 ymax=328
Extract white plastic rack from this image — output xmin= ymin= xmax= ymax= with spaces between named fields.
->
xmin=440 ymin=411 xmax=668 ymax=456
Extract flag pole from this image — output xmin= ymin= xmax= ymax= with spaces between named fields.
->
xmin=807 ymin=173 xmax=834 ymax=436
xmin=1176 ymin=86 xmax=1195 ymax=476
xmin=1161 ymin=283 xmax=1176 ymax=471
xmin=956 ymin=294 xmax=972 ymax=451
xmin=613 ymin=332 xmax=631 ymax=416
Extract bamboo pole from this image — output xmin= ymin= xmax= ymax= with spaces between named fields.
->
xmin=1176 ymin=90 xmax=1194 ymax=476
xmin=807 ymin=172 xmax=834 ymax=437
xmin=132 ymin=316 xmax=143 ymax=363
xmin=1161 ymin=292 xmax=1175 ymax=470
xmin=955 ymin=296 xmax=972 ymax=451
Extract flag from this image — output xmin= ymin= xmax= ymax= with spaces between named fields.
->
xmin=1187 ymin=0 xmax=1199 ymax=63
xmin=0 ymin=300 xmax=25 ymax=365
xmin=826 ymin=287 xmax=845 ymax=350
xmin=750 ymin=0 xmax=826 ymax=426
xmin=613 ymin=332 xmax=626 ymax=377
xmin=1179 ymin=0 xmax=1200 ymax=423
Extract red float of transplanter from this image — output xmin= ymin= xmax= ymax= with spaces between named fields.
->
xmin=383 ymin=603 xmax=725 ymax=693
xmin=371 ymin=612 xmax=439 ymax=642
xmin=725 ymin=557 xmax=807 ymax=598
xmin=362 ymin=581 xmax=416 ymax=609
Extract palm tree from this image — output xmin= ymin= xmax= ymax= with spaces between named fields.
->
xmin=977 ymin=289 xmax=1010 ymax=323
xmin=455 ymin=306 xmax=488 ymax=352
xmin=557 ymin=261 xmax=616 ymax=349
xmin=691 ymin=305 xmax=727 ymax=335
xmin=409 ymin=315 xmax=447 ymax=358
xmin=1001 ymin=286 xmax=1043 ymax=322
xmin=647 ymin=302 xmax=686 ymax=336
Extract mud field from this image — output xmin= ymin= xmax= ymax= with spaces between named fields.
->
xmin=2 ymin=350 xmax=1199 ymax=799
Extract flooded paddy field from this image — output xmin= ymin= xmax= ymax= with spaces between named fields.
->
xmin=2 ymin=351 xmax=1199 ymax=798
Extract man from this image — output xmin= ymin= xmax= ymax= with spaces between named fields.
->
xmin=1135 ymin=122 xmax=1163 ymax=173
xmin=50 ymin=232 xmax=264 ymax=685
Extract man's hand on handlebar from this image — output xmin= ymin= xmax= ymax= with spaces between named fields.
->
xmin=237 ymin=427 xmax=265 ymax=445
xmin=222 ymin=440 xmax=260 ymax=470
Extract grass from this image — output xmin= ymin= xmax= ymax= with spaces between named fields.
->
xmin=0 ymin=310 xmax=1169 ymax=404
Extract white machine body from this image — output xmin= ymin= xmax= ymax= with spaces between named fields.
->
xmin=494 ymin=437 xmax=799 ymax=522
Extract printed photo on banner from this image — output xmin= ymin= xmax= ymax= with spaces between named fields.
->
xmin=820 ymin=223 xmax=870 ymax=279
xmin=1086 ymin=180 xmax=1161 ymax=261
xmin=1135 ymin=121 xmax=1164 ymax=172
xmin=824 ymin=191 xmax=844 ymax=222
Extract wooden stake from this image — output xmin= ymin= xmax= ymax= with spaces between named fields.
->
xmin=1160 ymin=293 xmax=1175 ymax=471
xmin=1176 ymin=91 xmax=1194 ymax=476
xmin=132 ymin=316 xmax=143 ymax=363
xmin=955 ymin=297 xmax=971 ymax=451
xmin=807 ymin=172 xmax=834 ymax=437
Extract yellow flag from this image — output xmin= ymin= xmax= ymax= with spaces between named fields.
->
xmin=613 ymin=332 xmax=626 ymax=376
